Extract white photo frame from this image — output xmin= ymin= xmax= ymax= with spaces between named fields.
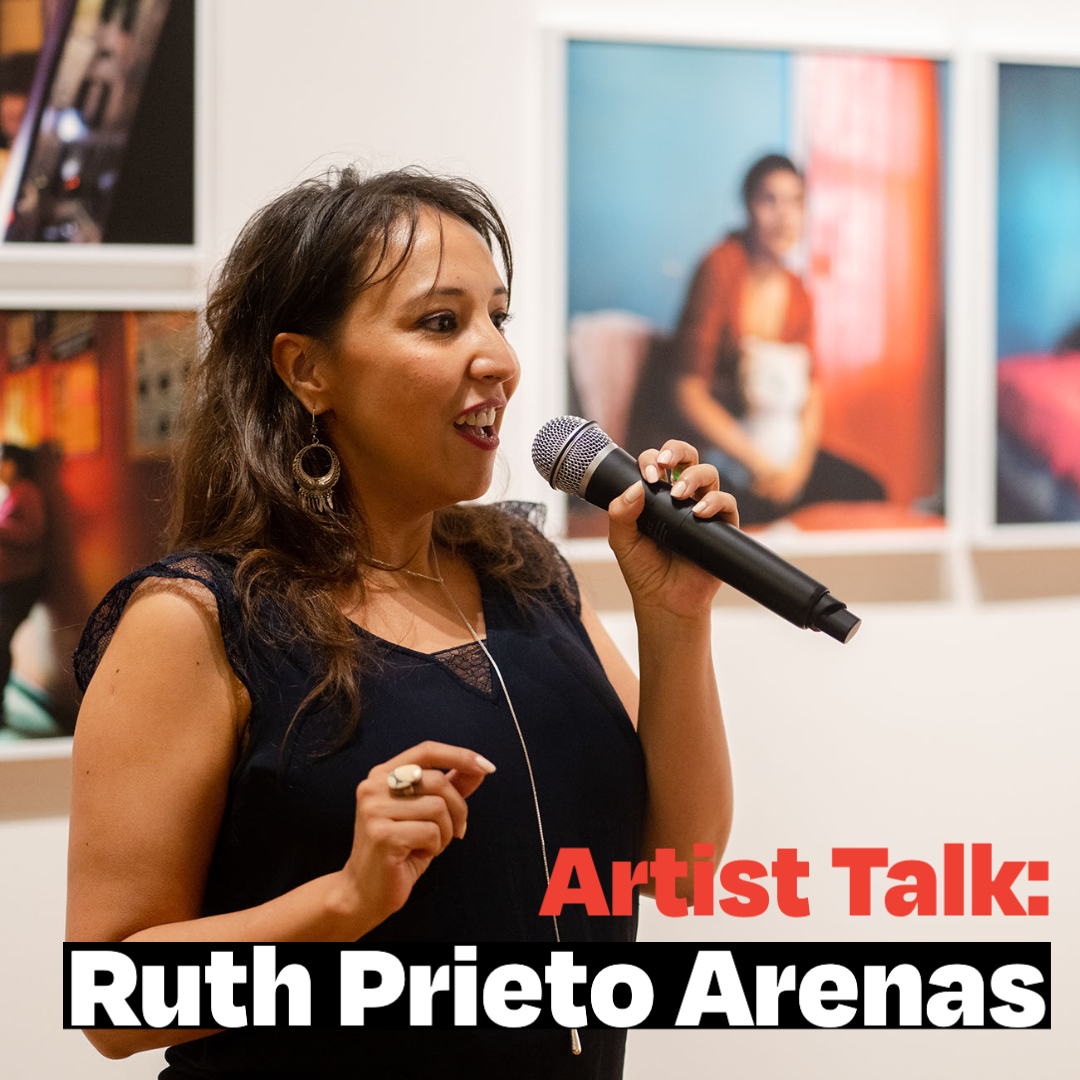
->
xmin=0 ymin=0 xmax=214 ymax=296
xmin=532 ymin=12 xmax=962 ymax=562
xmin=0 ymin=296 xmax=199 ymax=762
xmin=973 ymin=48 xmax=1080 ymax=549
xmin=0 ymin=0 xmax=211 ymax=764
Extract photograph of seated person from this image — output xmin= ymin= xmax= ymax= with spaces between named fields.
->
xmin=673 ymin=154 xmax=885 ymax=526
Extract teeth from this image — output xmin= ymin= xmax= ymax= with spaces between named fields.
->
xmin=455 ymin=407 xmax=497 ymax=428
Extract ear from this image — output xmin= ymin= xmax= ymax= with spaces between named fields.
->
xmin=271 ymin=332 xmax=332 ymax=415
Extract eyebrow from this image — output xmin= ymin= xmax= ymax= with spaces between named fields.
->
xmin=408 ymin=285 xmax=509 ymax=305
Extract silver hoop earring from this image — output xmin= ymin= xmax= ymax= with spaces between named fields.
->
xmin=292 ymin=409 xmax=340 ymax=514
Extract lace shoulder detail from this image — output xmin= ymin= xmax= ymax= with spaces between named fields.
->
xmin=493 ymin=499 xmax=549 ymax=531
xmin=493 ymin=500 xmax=580 ymax=618
xmin=73 ymin=552 xmax=249 ymax=695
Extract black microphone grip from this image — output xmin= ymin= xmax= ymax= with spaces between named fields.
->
xmin=585 ymin=445 xmax=860 ymax=642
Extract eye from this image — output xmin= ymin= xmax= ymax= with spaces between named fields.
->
xmin=421 ymin=311 xmax=457 ymax=333
xmin=492 ymin=309 xmax=513 ymax=333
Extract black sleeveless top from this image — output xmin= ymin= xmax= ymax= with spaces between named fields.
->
xmin=74 ymin=503 xmax=648 ymax=1079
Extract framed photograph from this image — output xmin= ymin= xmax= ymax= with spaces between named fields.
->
xmin=0 ymin=304 xmax=195 ymax=756
xmin=557 ymin=36 xmax=950 ymax=545
xmin=0 ymin=0 xmax=209 ymax=299
xmin=0 ymin=0 xmax=195 ymax=244
xmin=994 ymin=60 xmax=1080 ymax=532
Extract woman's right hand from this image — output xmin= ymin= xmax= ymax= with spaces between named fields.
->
xmin=341 ymin=741 xmax=496 ymax=925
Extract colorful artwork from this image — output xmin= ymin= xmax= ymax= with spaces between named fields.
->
xmin=0 ymin=306 xmax=194 ymax=746
xmin=996 ymin=63 xmax=1080 ymax=525
xmin=566 ymin=42 xmax=948 ymax=536
xmin=0 ymin=0 xmax=195 ymax=244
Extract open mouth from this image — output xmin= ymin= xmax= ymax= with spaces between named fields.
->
xmin=453 ymin=407 xmax=500 ymax=449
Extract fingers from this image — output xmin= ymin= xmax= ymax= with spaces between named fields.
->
xmin=442 ymin=766 xmax=486 ymax=800
xmin=381 ymin=764 xmax=470 ymax=842
xmin=368 ymin=818 xmax=446 ymax=860
xmin=359 ymin=743 xmax=493 ymax=853
xmin=634 ymin=439 xmax=723 ymax=506
xmin=356 ymin=778 xmax=466 ymax=860
xmin=611 ymin=439 xmax=738 ymax=529
xmin=638 ymin=440 xmax=700 ymax=484
xmin=689 ymin=488 xmax=739 ymax=528
xmin=607 ymin=480 xmax=646 ymax=540
xmin=668 ymin=462 xmax=720 ymax=501
xmin=400 ymin=770 xmax=468 ymax=841
xmin=376 ymin=794 xmax=456 ymax=850
xmin=381 ymin=741 xmax=496 ymax=781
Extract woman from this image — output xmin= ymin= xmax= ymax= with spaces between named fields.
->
xmin=674 ymin=154 xmax=884 ymax=525
xmin=0 ymin=443 xmax=45 ymax=727
xmin=67 ymin=168 xmax=734 ymax=1078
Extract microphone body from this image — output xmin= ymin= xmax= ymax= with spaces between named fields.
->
xmin=533 ymin=418 xmax=860 ymax=644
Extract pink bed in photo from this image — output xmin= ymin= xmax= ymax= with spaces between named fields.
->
xmin=997 ymin=352 xmax=1080 ymax=496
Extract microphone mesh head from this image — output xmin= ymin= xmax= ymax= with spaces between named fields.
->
xmin=531 ymin=416 xmax=613 ymax=494
xmin=531 ymin=415 xmax=587 ymax=481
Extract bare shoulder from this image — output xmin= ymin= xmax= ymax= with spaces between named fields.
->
xmin=80 ymin=576 xmax=251 ymax=738
xmin=68 ymin=578 xmax=250 ymax=942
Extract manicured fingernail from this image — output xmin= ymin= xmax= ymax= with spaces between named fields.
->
xmin=475 ymin=754 xmax=496 ymax=773
xmin=645 ymin=465 xmax=659 ymax=483
xmin=460 ymin=821 xmax=468 ymax=839
xmin=624 ymin=481 xmax=644 ymax=502
xmin=691 ymin=500 xmax=707 ymax=514
xmin=657 ymin=449 xmax=673 ymax=465
xmin=671 ymin=481 xmax=687 ymax=498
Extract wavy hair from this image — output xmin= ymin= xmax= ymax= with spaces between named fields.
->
xmin=167 ymin=166 xmax=568 ymax=744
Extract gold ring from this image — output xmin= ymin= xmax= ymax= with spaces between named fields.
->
xmin=388 ymin=764 xmax=423 ymax=797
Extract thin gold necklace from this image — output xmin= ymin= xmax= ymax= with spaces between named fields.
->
xmin=369 ymin=543 xmax=582 ymax=1056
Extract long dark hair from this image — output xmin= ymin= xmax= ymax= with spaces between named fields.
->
xmin=168 ymin=166 xmax=568 ymax=742
xmin=741 ymin=152 xmax=803 ymax=213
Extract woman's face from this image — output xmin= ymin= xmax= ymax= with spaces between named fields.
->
xmin=319 ymin=208 xmax=519 ymax=515
xmin=748 ymin=169 xmax=805 ymax=259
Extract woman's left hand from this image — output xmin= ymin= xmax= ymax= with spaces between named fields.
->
xmin=607 ymin=439 xmax=738 ymax=621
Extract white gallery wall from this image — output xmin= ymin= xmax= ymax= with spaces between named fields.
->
xmin=2 ymin=0 xmax=1077 ymax=1076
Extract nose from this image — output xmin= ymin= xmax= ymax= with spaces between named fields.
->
xmin=469 ymin=324 xmax=520 ymax=386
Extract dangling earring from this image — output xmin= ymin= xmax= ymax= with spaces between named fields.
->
xmin=292 ymin=408 xmax=340 ymax=513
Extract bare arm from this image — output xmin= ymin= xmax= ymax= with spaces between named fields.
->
xmin=67 ymin=587 xmax=367 ymax=1057
xmin=68 ymin=584 xmax=489 ymax=1058
xmin=579 ymin=591 xmax=732 ymax=905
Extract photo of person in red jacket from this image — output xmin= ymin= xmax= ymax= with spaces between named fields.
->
xmin=673 ymin=154 xmax=885 ymax=525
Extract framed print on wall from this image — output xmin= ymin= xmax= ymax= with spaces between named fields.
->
xmin=995 ymin=60 xmax=1080 ymax=531
xmin=562 ymin=38 xmax=949 ymax=543
xmin=0 ymin=304 xmax=196 ymax=757
xmin=0 ymin=0 xmax=195 ymax=245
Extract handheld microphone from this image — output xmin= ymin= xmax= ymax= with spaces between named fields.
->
xmin=532 ymin=416 xmax=861 ymax=644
